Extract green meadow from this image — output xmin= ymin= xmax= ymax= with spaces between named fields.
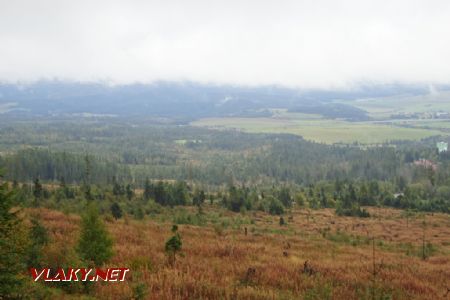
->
xmin=192 ymin=116 xmax=446 ymax=144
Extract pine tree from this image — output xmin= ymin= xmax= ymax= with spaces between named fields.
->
xmin=77 ymin=204 xmax=113 ymax=266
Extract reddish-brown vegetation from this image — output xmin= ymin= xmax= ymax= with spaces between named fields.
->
xmin=27 ymin=207 xmax=450 ymax=299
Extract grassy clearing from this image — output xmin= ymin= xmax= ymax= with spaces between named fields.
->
xmin=31 ymin=206 xmax=450 ymax=299
xmin=192 ymin=117 xmax=443 ymax=144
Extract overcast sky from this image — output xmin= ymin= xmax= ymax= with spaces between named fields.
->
xmin=1 ymin=0 xmax=450 ymax=88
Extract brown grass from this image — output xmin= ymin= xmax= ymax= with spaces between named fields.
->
xmin=28 ymin=207 xmax=450 ymax=299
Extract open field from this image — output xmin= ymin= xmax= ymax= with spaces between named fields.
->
xmin=341 ymin=91 xmax=450 ymax=119
xmin=192 ymin=117 xmax=444 ymax=144
xmin=29 ymin=206 xmax=450 ymax=299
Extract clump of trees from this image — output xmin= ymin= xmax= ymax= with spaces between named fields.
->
xmin=144 ymin=179 xmax=190 ymax=206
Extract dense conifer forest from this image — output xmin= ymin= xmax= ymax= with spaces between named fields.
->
xmin=1 ymin=119 xmax=449 ymax=214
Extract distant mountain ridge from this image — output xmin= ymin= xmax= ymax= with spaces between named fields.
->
xmin=0 ymin=80 xmax=439 ymax=121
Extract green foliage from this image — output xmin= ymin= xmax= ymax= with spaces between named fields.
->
xmin=193 ymin=189 xmax=206 ymax=206
xmin=165 ymin=225 xmax=182 ymax=266
xmin=303 ymin=282 xmax=333 ymax=300
xmin=33 ymin=178 xmax=43 ymax=200
xmin=165 ymin=233 xmax=182 ymax=254
xmin=132 ymin=282 xmax=148 ymax=300
xmin=1 ymin=120 xmax=449 ymax=214
xmin=336 ymin=204 xmax=370 ymax=218
xmin=0 ymin=175 xmax=29 ymax=298
xmin=143 ymin=179 xmax=190 ymax=206
xmin=125 ymin=184 xmax=134 ymax=200
xmin=112 ymin=177 xmax=125 ymax=196
xmin=223 ymin=185 xmax=252 ymax=212
xmin=77 ymin=204 xmax=113 ymax=266
xmin=324 ymin=231 xmax=371 ymax=247
xmin=172 ymin=209 xmax=206 ymax=226
xmin=27 ymin=217 xmax=49 ymax=269
xmin=277 ymin=187 xmax=292 ymax=208
xmin=143 ymin=178 xmax=153 ymax=201
xmin=268 ymin=197 xmax=284 ymax=215
xmin=110 ymin=202 xmax=123 ymax=220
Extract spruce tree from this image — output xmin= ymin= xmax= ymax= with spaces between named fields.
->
xmin=27 ymin=217 xmax=49 ymax=269
xmin=77 ymin=204 xmax=113 ymax=266
xmin=110 ymin=202 xmax=123 ymax=220
xmin=0 ymin=172 xmax=29 ymax=297
xmin=165 ymin=225 xmax=182 ymax=266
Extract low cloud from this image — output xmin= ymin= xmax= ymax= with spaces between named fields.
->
xmin=1 ymin=0 xmax=450 ymax=88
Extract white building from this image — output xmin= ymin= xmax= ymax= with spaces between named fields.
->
xmin=437 ymin=142 xmax=448 ymax=153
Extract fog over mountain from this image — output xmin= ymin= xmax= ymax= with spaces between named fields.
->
xmin=1 ymin=0 xmax=450 ymax=88
xmin=2 ymin=1 xmax=450 ymax=119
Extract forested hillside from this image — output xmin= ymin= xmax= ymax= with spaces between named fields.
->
xmin=1 ymin=119 xmax=449 ymax=213
xmin=0 ymin=81 xmax=437 ymax=119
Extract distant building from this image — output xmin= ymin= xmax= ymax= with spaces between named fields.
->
xmin=413 ymin=159 xmax=437 ymax=171
xmin=437 ymin=142 xmax=448 ymax=153
xmin=393 ymin=193 xmax=404 ymax=199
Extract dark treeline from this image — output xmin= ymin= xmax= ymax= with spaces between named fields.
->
xmin=0 ymin=149 xmax=131 ymax=184
xmin=1 ymin=120 xmax=450 ymax=213
xmin=289 ymin=103 xmax=370 ymax=121
xmin=8 ymin=171 xmax=450 ymax=220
